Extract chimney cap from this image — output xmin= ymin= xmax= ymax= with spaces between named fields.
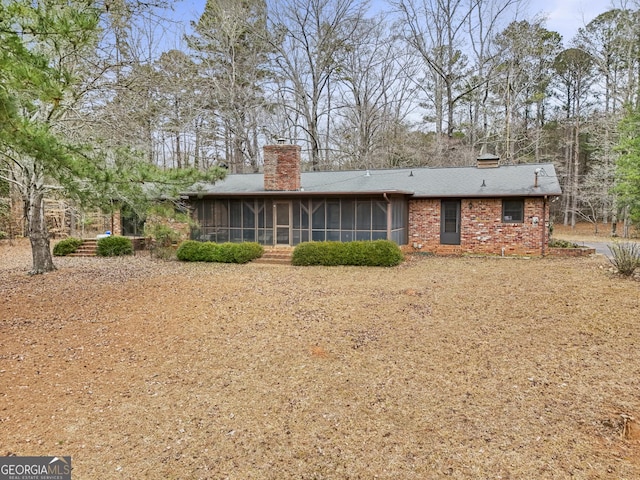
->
xmin=476 ymin=152 xmax=500 ymax=168
xmin=477 ymin=153 xmax=500 ymax=160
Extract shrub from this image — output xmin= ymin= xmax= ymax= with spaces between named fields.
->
xmin=232 ymin=242 xmax=264 ymax=264
xmin=147 ymin=224 xmax=181 ymax=248
xmin=549 ymin=239 xmax=580 ymax=248
xmin=176 ymin=241 xmax=263 ymax=264
xmin=53 ymin=237 xmax=83 ymax=256
xmin=96 ymin=236 xmax=133 ymax=257
xmin=608 ymin=242 xmax=640 ymax=277
xmin=176 ymin=240 xmax=205 ymax=261
xmin=146 ymin=224 xmax=182 ymax=259
xmin=0 ymin=231 xmax=7 ymax=240
xmin=292 ymin=240 xmax=403 ymax=267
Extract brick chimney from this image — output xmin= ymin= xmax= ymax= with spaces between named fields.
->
xmin=263 ymin=140 xmax=301 ymax=191
xmin=476 ymin=153 xmax=500 ymax=168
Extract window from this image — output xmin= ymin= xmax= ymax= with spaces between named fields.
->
xmin=503 ymin=199 xmax=524 ymax=223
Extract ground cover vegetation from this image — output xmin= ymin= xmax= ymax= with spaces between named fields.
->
xmin=2 ymin=1 xmax=640 ymax=276
xmin=1 ymin=239 xmax=639 ymax=478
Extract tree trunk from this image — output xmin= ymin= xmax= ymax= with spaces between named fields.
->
xmin=28 ymin=189 xmax=56 ymax=275
xmin=570 ymin=123 xmax=580 ymax=228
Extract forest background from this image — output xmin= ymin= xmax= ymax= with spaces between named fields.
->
xmin=1 ymin=0 xmax=640 ymax=272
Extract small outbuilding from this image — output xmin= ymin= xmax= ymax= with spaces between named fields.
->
xmin=184 ymin=142 xmax=562 ymax=256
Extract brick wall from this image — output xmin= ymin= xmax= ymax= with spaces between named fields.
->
xmin=110 ymin=210 xmax=122 ymax=236
xmin=408 ymin=197 xmax=550 ymax=256
xmin=263 ymin=144 xmax=301 ymax=191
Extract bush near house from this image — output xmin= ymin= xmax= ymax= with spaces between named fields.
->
xmin=176 ymin=241 xmax=264 ymax=264
xmin=96 ymin=236 xmax=133 ymax=257
xmin=53 ymin=237 xmax=83 ymax=256
xmin=292 ymin=240 xmax=404 ymax=267
xmin=549 ymin=239 xmax=580 ymax=248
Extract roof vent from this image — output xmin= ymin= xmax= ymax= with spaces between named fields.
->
xmin=477 ymin=153 xmax=500 ymax=169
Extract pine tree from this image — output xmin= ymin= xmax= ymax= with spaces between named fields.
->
xmin=615 ymin=108 xmax=640 ymax=229
xmin=0 ymin=1 xmax=225 ymax=274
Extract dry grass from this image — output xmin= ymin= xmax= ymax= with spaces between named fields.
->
xmin=1 ymin=238 xmax=639 ymax=479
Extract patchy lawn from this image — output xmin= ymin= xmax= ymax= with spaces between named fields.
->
xmin=1 ymin=239 xmax=639 ymax=479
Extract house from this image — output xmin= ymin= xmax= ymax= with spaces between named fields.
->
xmin=183 ymin=141 xmax=562 ymax=256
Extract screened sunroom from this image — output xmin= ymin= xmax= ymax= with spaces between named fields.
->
xmin=191 ymin=196 xmax=408 ymax=246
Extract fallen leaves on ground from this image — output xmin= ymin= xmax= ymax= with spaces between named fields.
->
xmin=1 ymin=238 xmax=639 ymax=479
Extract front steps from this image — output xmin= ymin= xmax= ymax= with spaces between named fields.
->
xmin=253 ymin=246 xmax=293 ymax=265
xmin=69 ymin=239 xmax=98 ymax=257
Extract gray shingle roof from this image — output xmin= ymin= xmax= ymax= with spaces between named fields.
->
xmin=185 ymin=163 xmax=562 ymax=198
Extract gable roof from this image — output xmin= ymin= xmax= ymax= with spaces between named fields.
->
xmin=185 ymin=163 xmax=562 ymax=198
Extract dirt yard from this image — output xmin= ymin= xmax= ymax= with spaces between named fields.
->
xmin=1 ymin=238 xmax=639 ymax=479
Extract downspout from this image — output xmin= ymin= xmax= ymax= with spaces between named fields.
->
xmin=541 ymin=196 xmax=547 ymax=256
xmin=383 ymin=193 xmax=392 ymax=240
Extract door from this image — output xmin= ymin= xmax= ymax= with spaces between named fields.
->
xmin=440 ymin=200 xmax=461 ymax=245
xmin=274 ymin=201 xmax=291 ymax=245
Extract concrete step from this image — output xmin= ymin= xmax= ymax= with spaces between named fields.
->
xmin=254 ymin=247 xmax=293 ymax=265
xmin=69 ymin=239 xmax=98 ymax=257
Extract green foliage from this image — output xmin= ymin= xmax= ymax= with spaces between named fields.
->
xmin=292 ymin=241 xmax=404 ymax=267
xmin=145 ymin=223 xmax=180 ymax=259
xmin=176 ymin=241 xmax=264 ymax=264
xmin=607 ymin=242 xmax=640 ymax=277
xmin=176 ymin=240 xmax=207 ymax=262
xmin=549 ymin=239 xmax=580 ymax=248
xmin=0 ymin=231 xmax=8 ymax=240
xmin=53 ymin=237 xmax=83 ymax=256
xmin=146 ymin=224 xmax=180 ymax=248
xmin=615 ymin=108 xmax=640 ymax=225
xmin=233 ymin=243 xmax=266 ymax=264
xmin=0 ymin=1 xmax=100 ymax=182
xmin=96 ymin=236 xmax=133 ymax=257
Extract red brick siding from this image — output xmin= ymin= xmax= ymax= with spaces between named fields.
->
xmin=264 ymin=145 xmax=301 ymax=191
xmin=408 ymin=198 xmax=550 ymax=256
xmin=408 ymin=199 xmax=441 ymax=247
xmin=110 ymin=210 xmax=122 ymax=236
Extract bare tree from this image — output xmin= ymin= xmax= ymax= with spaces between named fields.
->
xmin=268 ymin=0 xmax=367 ymax=170
xmin=394 ymin=0 xmax=522 ymax=152
xmin=331 ymin=17 xmax=420 ymax=168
